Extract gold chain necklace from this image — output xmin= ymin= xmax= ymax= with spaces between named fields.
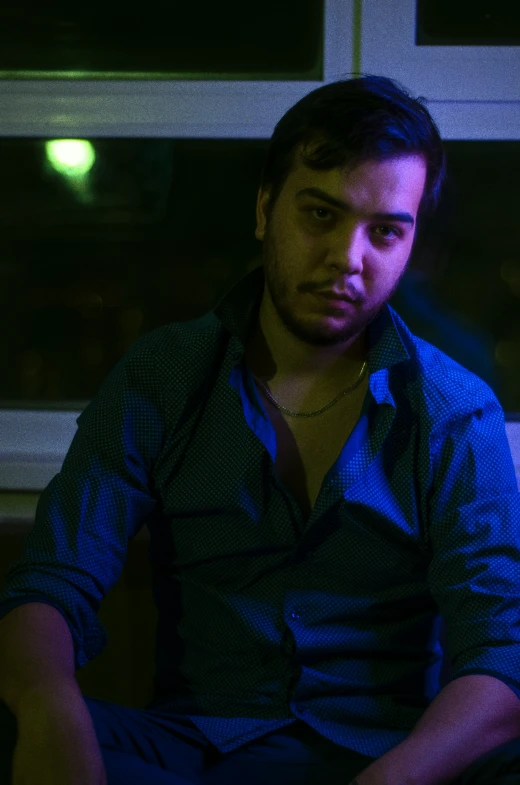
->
xmin=252 ymin=360 xmax=368 ymax=418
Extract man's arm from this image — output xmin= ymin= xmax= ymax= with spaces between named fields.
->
xmin=0 ymin=602 xmax=76 ymax=714
xmin=351 ymin=674 xmax=520 ymax=785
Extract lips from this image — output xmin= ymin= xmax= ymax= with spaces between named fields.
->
xmin=316 ymin=290 xmax=355 ymax=302
xmin=312 ymin=292 xmax=354 ymax=310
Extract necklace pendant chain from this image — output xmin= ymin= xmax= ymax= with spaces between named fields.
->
xmin=253 ymin=360 xmax=368 ymax=418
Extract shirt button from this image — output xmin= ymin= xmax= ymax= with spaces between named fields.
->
xmin=290 ymin=611 xmax=300 ymax=620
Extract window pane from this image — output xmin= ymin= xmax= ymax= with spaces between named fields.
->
xmin=417 ymin=0 xmax=520 ymax=45
xmin=0 ymin=0 xmax=324 ymax=79
xmin=0 ymin=138 xmax=518 ymax=415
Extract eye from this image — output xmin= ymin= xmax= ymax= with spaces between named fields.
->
xmin=376 ymin=225 xmax=402 ymax=240
xmin=308 ymin=208 xmax=402 ymax=241
xmin=310 ymin=208 xmax=334 ymax=222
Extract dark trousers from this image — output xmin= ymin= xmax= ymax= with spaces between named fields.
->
xmin=1 ymin=696 xmax=520 ymax=784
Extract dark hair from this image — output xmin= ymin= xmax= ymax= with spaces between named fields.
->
xmin=259 ymin=73 xmax=448 ymax=236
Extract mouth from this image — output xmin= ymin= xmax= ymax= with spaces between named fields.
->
xmin=313 ymin=291 xmax=354 ymax=307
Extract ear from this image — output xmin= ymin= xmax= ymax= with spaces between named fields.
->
xmin=255 ymin=186 xmax=271 ymax=242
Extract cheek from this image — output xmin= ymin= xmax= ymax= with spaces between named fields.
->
xmin=361 ymin=265 xmax=396 ymax=298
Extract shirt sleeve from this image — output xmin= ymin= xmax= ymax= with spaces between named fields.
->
xmin=0 ymin=333 xmax=165 ymax=669
xmin=427 ymin=386 xmax=520 ymax=700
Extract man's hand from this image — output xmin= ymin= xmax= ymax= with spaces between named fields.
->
xmin=348 ymin=773 xmax=388 ymax=785
xmin=347 ymin=761 xmax=401 ymax=785
xmin=346 ymin=761 xmax=382 ymax=784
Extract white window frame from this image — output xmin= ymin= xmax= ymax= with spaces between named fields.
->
xmin=1 ymin=0 xmax=519 ymax=515
xmin=361 ymin=0 xmax=520 ymax=106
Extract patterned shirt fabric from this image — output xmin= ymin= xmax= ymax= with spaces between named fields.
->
xmin=1 ymin=265 xmax=519 ymax=758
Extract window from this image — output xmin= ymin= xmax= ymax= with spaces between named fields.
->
xmin=0 ymin=0 xmax=324 ymax=79
xmin=0 ymin=0 xmax=518 ymax=499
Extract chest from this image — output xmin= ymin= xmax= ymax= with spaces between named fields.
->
xmin=257 ymin=379 xmax=368 ymax=522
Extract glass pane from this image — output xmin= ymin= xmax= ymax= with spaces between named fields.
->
xmin=417 ymin=0 xmax=520 ymax=45
xmin=0 ymin=138 xmax=518 ymax=416
xmin=0 ymin=0 xmax=324 ymax=80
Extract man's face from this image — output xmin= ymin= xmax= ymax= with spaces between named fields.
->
xmin=254 ymin=150 xmax=427 ymax=355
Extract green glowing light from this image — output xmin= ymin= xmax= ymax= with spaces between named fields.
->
xmin=45 ymin=139 xmax=96 ymax=177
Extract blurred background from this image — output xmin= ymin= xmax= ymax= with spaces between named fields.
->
xmin=0 ymin=0 xmax=518 ymax=708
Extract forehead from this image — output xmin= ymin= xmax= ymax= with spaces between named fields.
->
xmin=286 ymin=152 xmax=427 ymax=212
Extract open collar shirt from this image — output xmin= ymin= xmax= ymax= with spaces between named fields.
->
xmin=1 ymin=265 xmax=519 ymax=758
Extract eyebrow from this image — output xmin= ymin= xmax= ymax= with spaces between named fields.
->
xmin=295 ymin=187 xmax=415 ymax=227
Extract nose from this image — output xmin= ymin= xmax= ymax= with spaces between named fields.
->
xmin=328 ymin=227 xmax=365 ymax=274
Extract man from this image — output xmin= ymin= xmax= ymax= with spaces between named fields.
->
xmin=1 ymin=75 xmax=520 ymax=785
xmin=245 ymin=150 xmax=426 ymax=526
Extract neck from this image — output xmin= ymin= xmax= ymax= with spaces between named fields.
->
xmin=245 ymin=324 xmax=369 ymax=388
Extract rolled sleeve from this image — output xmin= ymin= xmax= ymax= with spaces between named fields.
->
xmin=427 ymin=388 xmax=520 ymax=700
xmin=0 ymin=333 xmax=165 ymax=670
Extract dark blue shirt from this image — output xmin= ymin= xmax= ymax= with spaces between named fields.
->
xmin=1 ymin=265 xmax=519 ymax=758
